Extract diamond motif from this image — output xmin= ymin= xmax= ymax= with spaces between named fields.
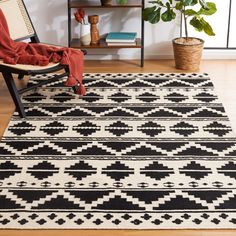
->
xmin=137 ymin=121 xmax=165 ymax=137
xmin=52 ymin=92 xmax=74 ymax=102
xmin=72 ymin=121 xmax=100 ymax=136
xmin=24 ymin=92 xmax=46 ymax=103
xmin=108 ymin=92 xmax=131 ymax=102
xmin=136 ymin=92 xmax=159 ymax=102
xmin=40 ymin=121 xmax=68 ymax=136
xmin=170 ymin=122 xmax=198 ymax=136
xmin=102 ymin=161 xmax=134 ymax=181
xmin=164 ymin=92 xmax=188 ymax=102
xmin=105 ymin=121 xmax=132 ymax=136
xmin=194 ymin=92 xmax=217 ymax=102
xmin=218 ymin=162 xmax=236 ymax=179
xmin=8 ymin=121 xmax=36 ymax=135
xmin=180 ymin=161 xmax=212 ymax=180
xmin=81 ymin=92 xmax=102 ymax=102
xmin=74 ymin=219 xmax=84 ymax=225
xmin=65 ymin=161 xmax=96 ymax=180
xmin=203 ymin=122 xmax=232 ymax=136
xmin=141 ymin=162 xmax=174 ymax=180
xmin=0 ymin=161 xmax=21 ymax=180
xmin=27 ymin=161 xmax=59 ymax=180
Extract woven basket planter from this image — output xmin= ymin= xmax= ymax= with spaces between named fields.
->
xmin=172 ymin=37 xmax=204 ymax=71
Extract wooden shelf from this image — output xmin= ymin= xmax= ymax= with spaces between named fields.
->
xmin=69 ymin=0 xmax=142 ymax=8
xmin=67 ymin=0 xmax=144 ymax=66
xmin=71 ymin=38 xmax=142 ymax=49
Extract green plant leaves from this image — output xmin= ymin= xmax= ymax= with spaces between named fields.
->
xmin=161 ymin=1 xmax=176 ymax=21
xmin=175 ymin=2 xmax=183 ymax=10
xmin=184 ymin=9 xmax=198 ymax=16
xmin=200 ymin=18 xmax=215 ymax=35
xmin=199 ymin=0 xmax=208 ymax=9
xmin=161 ymin=9 xmax=176 ymax=21
xmin=143 ymin=0 xmax=217 ymax=37
xmin=143 ymin=6 xmax=161 ymax=24
xmin=190 ymin=17 xmax=204 ymax=32
xmin=181 ymin=0 xmax=198 ymax=6
xmin=198 ymin=2 xmax=217 ymax=15
xmin=190 ymin=16 xmax=215 ymax=35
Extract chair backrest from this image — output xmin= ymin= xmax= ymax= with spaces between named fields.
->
xmin=0 ymin=0 xmax=38 ymax=42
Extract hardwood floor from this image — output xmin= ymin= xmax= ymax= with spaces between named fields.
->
xmin=0 ymin=59 xmax=236 ymax=236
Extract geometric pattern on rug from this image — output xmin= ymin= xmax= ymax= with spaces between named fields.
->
xmin=1 ymin=73 xmax=236 ymax=229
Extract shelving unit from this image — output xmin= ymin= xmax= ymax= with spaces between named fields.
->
xmin=67 ymin=0 xmax=145 ymax=67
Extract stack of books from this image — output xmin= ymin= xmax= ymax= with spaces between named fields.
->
xmin=106 ymin=32 xmax=137 ymax=46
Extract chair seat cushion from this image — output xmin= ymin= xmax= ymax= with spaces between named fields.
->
xmin=0 ymin=60 xmax=60 ymax=71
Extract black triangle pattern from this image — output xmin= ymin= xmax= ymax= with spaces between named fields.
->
xmin=93 ymin=196 xmax=145 ymax=210
xmin=5 ymin=141 xmax=41 ymax=152
xmin=67 ymin=190 xmax=113 ymax=203
xmin=123 ymin=190 xmax=174 ymax=204
xmin=33 ymin=195 xmax=84 ymax=209
xmin=154 ymin=195 xmax=208 ymax=210
xmin=0 ymin=195 xmax=24 ymax=209
xmin=101 ymin=142 xmax=138 ymax=152
xmin=10 ymin=190 xmax=57 ymax=203
xmin=184 ymin=191 xmax=229 ymax=203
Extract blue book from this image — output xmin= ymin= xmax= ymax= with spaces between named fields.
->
xmin=106 ymin=32 xmax=137 ymax=42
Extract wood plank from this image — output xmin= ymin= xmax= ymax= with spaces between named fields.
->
xmin=0 ymin=230 xmax=236 ymax=236
xmin=0 ymin=114 xmax=13 ymax=139
xmin=71 ymin=38 xmax=142 ymax=49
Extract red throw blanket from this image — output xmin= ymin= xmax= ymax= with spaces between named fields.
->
xmin=0 ymin=9 xmax=85 ymax=95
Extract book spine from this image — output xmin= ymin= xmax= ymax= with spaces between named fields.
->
xmin=106 ymin=39 xmax=136 ymax=43
xmin=107 ymin=43 xmax=136 ymax=46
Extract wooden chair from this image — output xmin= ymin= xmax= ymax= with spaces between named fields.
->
xmin=0 ymin=0 xmax=85 ymax=118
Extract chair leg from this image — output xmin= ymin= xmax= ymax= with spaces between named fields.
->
xmin=2 ymin=72 xmax=26 ymax=118
xmin=18 ymin=74 xmax=24 ymax=80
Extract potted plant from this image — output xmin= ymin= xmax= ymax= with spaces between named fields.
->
xmin=143 ymin=0 xmax=217 ymax=71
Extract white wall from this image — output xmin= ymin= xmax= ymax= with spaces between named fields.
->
xmin=229 ymin=0 xmax=236 ymax=47
xmin=24 ymin=0 xmax=236 ymax=60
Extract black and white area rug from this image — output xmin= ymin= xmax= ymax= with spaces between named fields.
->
xmin=1 ymin=73 xmax=236 ymax=229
